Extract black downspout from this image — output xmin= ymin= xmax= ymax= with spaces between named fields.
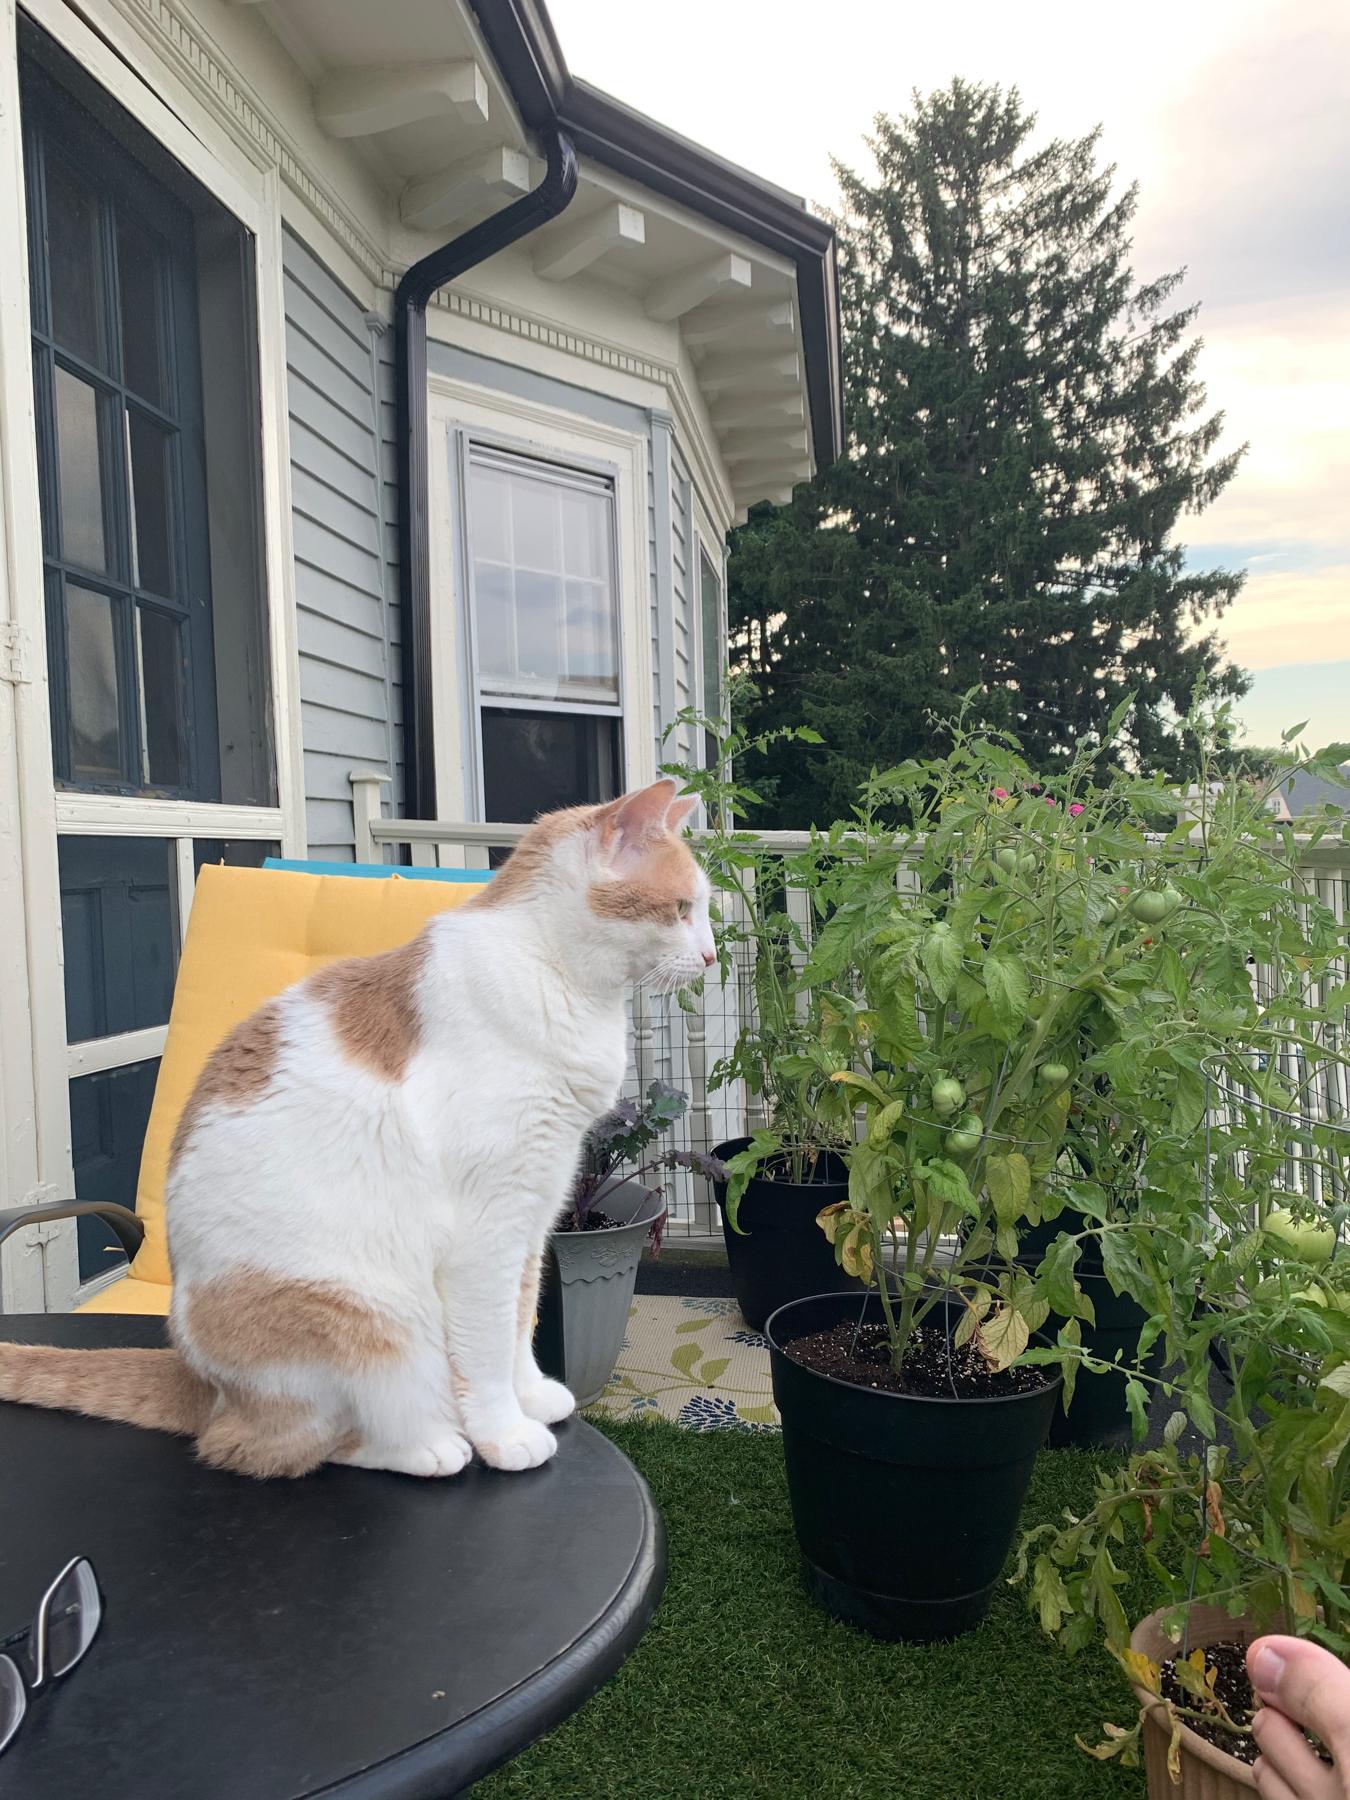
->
xmin=395 ymin=128 xmax=578 ymax=820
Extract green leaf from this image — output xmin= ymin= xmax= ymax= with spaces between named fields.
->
xmin=1037 ymin=1233 xmax=1081 ymax=1315
xmin=1100 ymin=1231 xmax=1148 ymax=1302
xmin=921 ymin=924 xmax=962 ymax=1003
xmin=1031 ymin=1554 xmax=1071 ymax=1634
xmin=1171 ymin=1063 xmax=1208 ymax=1138
xmin=984 ymin=954 xmax=1030 ymax=1031
xmin=1125 ymin=1379 xmax=1149 ymax=1442
xmin=987 ymin=1152 xmax=1032 ymax=1225
xmin=1320 ymin=1364 xmax=1350 ymax=1399
xmin=915 ymin=1157 xmax=978 ymax=1218
xmin=1164 ymin=1410 xmax=1188 ymax=1446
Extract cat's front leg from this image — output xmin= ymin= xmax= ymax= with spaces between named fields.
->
xmin=514 ymin=1237 xmax=576 ymax=1427
xmin=437 ymin=1234 xmax=558 ymax=1472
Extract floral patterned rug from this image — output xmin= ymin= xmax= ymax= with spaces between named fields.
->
xmin=587 ymin=1295 xmax=781 ymax=1432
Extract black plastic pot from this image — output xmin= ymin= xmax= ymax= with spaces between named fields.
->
xmin=712 ymin=1137 xmax=856 ymax=1331
xmin=1017 ymin=1211 xmax=1161 ymax=1449
xmin=767 ymin=1291 xmax=1061 ymax=1642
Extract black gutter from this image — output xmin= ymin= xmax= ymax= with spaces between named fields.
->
xmin=467 ymin=0 xmax=843 ymax=467
xmin=395 ymin=127 xmax=577 ymax=819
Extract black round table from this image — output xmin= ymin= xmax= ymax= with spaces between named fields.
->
xmin=0 ymin=1316 xmax=664 ymax=1797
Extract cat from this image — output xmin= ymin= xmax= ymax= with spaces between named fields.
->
xmin=0 ymin=778 xmax=714 ymax=1479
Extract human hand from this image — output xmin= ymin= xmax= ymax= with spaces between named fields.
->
xmin=1248 ymin=1635 xmax=1350 ymax=1799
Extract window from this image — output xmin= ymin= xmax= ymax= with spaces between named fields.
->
xmin=21 ymin=28 xmax=274 ymax=806
xmin=467 ymin=446 xmax=623 ymax=821
xmin=699 ymin=543 xmax=727 ymax=772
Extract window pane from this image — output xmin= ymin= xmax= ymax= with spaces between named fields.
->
xmin=69 ymin=1059 xmax=159 ymax=1282
xmin=700 ymin=548 xmax=723 ymax=719
xmin=474 ymin=560 xmax=514 ymax=684
xmin=117 ymin=215 xmax=165 ymax=406
xmin=514 ymin=571 xmax=562 ymax=683
xmin=128 ymin=410 xmax=175 ymax=595
xmin=511 ymin=475 xmax=560 ymax=570
xmin=66 ymin=583 xmax=122 ymax=780
xmin=482 ymin=707 xmax=620 ymax=824
xmin=138 ymin=606 xmax=186 ymax=786
xmin=45 ymin=157 xmax=102 ymax=367
xmin=564 ymin=579 xmax=619 ymax=694
xmin=468 ymin=463 xmax=511 ymax=561
xmin=58 ymin=836 xmax=177 ymax=1042
xmin=468 ymin=455 xmax=619 ymax=701
xmin=54 ymin=366 xmax=110 ymax=572
xmin=560 ymin=485 xmax=607 ymax=579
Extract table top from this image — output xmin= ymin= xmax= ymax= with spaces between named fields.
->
xmin=0 ymin=1315 xmax=664 ymax=1799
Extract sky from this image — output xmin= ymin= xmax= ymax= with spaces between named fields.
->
xmin=550 ymin=0 xmax=1349 ymax=753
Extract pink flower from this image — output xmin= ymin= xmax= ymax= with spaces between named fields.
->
xmin=992 ymin=787 xmax=1008 ymax=799
xmin=1069 ymin=802 xmax=1085 ymax=817
xmin=1044 ymin=795 xmax=1057 ymax=807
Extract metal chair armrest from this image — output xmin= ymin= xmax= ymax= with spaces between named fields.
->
xmin=0 ymin=1201 xmax=145 ymax=1263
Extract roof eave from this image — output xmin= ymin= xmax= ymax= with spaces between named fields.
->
xmin=467 ymin=0 xmax=843 ymax=470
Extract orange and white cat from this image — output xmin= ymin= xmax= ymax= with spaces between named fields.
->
xmin=0 ymin=779 xmax=713 ymax=1479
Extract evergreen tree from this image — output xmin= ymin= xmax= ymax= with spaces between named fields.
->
xmin=730 ymin=81 xmax=1248 ymax=827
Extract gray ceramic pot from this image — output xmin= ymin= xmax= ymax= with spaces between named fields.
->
xmin=533 ymin=1179 xmax=665 ymax=1407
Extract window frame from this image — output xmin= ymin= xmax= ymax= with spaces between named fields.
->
xmin=428 ymin=375 xmax=655 ymax=824
xmin=0 ymin=0 xmax=305 ymax=1313
xmin=22 ymin=56 xmax=220 ymax=802
xmin=692 ymin=522 xmax=730 ymax=772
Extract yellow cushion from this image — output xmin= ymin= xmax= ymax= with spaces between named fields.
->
xmin=100 ymin=863 xmax=484 ymax=1301
xmin=78 ymin=1277 xmax=172 ymax=1316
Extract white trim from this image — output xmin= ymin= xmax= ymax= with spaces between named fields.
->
xmin=0 ymin=0 xmax=74 ymax=1310
xmin=427 ymin=375 xmax=655 ymax=819
xmin=54 ymin=793 xmax=285 ymax=839
xmin=67 ymin=1026 xmax=168 ymax=1079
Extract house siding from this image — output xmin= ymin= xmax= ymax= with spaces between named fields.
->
xmin=283 ymin=229 xmax=399 ymax=860
xmin=281 ymin=265 xmax=725 ymax=851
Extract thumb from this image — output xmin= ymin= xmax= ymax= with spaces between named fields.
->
xmin=1248 ymin=1635 xmax=1350 ymax=1760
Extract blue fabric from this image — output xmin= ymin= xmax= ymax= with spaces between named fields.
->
xmin=262 ymin=857 xmax=493 ymax=884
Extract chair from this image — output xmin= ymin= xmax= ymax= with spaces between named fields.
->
xmin=0 ymin=860 xmax=491 ymax=1316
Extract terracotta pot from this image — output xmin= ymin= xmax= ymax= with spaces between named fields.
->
xmin=1130 ymin=1604 xmax=1261 ymax=1797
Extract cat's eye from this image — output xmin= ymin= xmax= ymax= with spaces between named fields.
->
xmin=677 ymin=899 xmax=694 ymax=922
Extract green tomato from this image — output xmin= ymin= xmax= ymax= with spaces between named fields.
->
xmin=931 ymin=1076 xmax=966 ymax=1117
xmin=996 ymin=847 xmax=1019 ymax=873
xmin=1038 ymin=1062 xmax=1070 ymax=1088
xmin=945 ymin=1114 xmax=983 ymax=1157
xmin=1099 ymin=901 xmax=1119 ymax=927
xmin=1129 ymin=887 xmax=1181 ymax=925
xmin=1016 ymin=850 xmax=1037 ymax=876
xmin=1263 ymin=1208 xmax=1336 ymax=1266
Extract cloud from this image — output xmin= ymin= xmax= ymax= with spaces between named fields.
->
xmin=1217 ymin=564 xmax=1350 ymax=671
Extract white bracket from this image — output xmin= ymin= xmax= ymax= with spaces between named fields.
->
xmin=1 ymin=621 xmax=32 ymax=685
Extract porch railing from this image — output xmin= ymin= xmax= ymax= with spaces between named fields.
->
xmin=350 ymin=772 xmax=1350 ymax=1241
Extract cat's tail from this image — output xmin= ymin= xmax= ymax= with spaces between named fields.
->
xmin=0 ymin=1343 xmax=213 ymax=1436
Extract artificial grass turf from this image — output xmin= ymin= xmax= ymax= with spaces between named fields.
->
xmin=475 ymin=1418 xmax=1149 ymax=1800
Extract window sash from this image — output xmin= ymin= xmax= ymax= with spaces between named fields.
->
xmin=22 ymin=50 xmax=217 ymax=802
xmin=466 ymin=444 xmax=622 ymax=708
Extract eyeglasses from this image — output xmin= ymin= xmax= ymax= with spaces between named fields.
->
xmin=0 ymin=1558 xmax=102 ymax=1758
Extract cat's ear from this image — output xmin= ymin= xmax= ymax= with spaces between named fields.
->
xmin=593 ymin=778 xmax=680 ymax=869
xmin=666 ymin=795 xmax=698 ymax=834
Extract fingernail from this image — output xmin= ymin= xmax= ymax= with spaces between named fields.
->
xmin=1251 ymin=1647 xmax=1285 ymax=1694
xmin=1251 ymin=1708 xmax=1267 ymax=1737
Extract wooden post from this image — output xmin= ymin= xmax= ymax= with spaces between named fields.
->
xmin=349 ymin=769 xmax=389 ymax=865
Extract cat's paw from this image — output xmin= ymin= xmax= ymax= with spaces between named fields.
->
xmin=518 ymin=1376 xmax=576 ymax=1425
xmin=337 ymin=1426 xmax=471 ymax=1478
xmin=474 ymin=1416 xmax=557 ymax=1472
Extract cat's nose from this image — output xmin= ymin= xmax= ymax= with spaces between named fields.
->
xmin=701 ymin=948 xmax=716 ymax=967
